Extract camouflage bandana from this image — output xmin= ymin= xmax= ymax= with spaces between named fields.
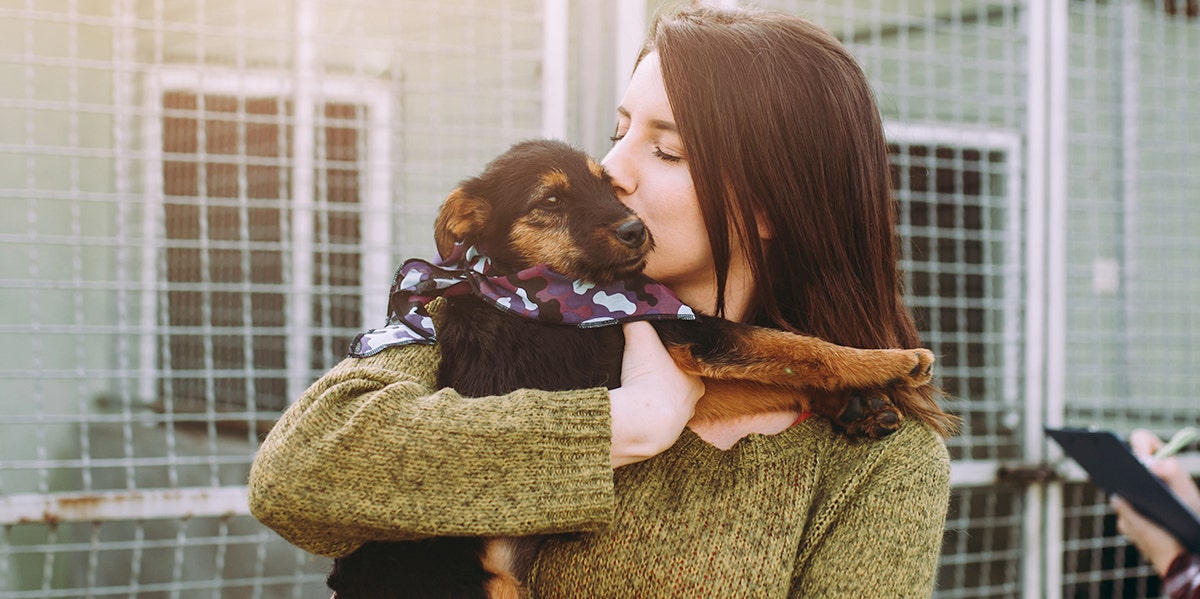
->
xmin=348 ymin=244 xmax=696 ymax=357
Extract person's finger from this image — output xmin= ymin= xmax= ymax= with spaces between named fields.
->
xmin=1146 ymin=457 xmax=1200 ymax=513
xmin=610 ymin=321 xmax=702 ymax=468
xmin=621 ymin=320 xmax=660 ymax=349
xmin=1130 ymin=428 xmax=1164 ymax=458
xmin=1111 ymin=496 xmax=1137 ymax=535
xmin=1110 ymin=494 xmax=1187 ymax=577
xmin=619 ymin=321 xmax=677 ymax=378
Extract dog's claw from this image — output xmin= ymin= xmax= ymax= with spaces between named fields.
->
xmin=906 ymin=349 xmax=935 ymax=386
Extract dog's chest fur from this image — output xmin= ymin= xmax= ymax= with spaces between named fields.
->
xmin=437 ymin=295 xmax=625 ymax=395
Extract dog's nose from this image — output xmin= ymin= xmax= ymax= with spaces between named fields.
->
xmin=616 ymin=219 xmax=647 ymax=248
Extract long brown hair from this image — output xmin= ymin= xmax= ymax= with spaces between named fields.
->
xmin=642 ymin=6 xmax=956 ymax=434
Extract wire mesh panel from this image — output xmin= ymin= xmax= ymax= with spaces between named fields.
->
xmin=2 ymin=514 xmax=328 ymax=599
xmin=5 ymin=0 xmax=1200 ymax=597
xmin=887 ymin=136 xmax=1023 ymax=463
xmin=1060 ymin=481 xmax=1162 ymax=599
xmin=939 ymin=486 xmax=1026 ymax=599
xmin=1056 ymin=1 xmax=1200 ymax=596
xmin=1061 ymin=0 xmax=1200 ymax=433
xmin=0 ymin=0 xmax=545 ymax=596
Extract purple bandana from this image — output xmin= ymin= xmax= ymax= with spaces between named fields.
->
xmin=348 ymin=244 xmax=696 ymax=357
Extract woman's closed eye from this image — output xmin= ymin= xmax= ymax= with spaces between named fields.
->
xmin=610 ymin=135 xmax=683 ymax=165
xmin=652 ymin=146 xmax=682 ymax=164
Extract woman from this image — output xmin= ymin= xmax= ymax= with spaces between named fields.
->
xmin=250 ymin=5 xmax=952 ymax=596
xmin=1112 ymin=429 xmax=1200 ymax=598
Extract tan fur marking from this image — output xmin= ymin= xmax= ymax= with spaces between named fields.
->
xmin=663 ymin=328 xmax=957 ymax=436
xmin=538 ymin=169 xmax=570 ymax=193
xmin=692 ymin=380 xmax=809 ymax=422
xmin=670 ymin=327 xmax=934 ymax=391
xmin=481 ymin=538 xmax=523 ymax=599
xmin=509 ymin=216 xmax=582 ymax=275
xmin=586 ymin=157 xmax=604 ymax=179
xmin=666 ymin=345 xmax=702 ymax=376
xmin=434 ymin=188 xmax=492 ymax=258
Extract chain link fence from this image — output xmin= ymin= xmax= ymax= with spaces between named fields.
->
xmin=2 ymin=1 xmax=1198 ymax=597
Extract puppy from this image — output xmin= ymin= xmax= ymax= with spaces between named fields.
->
xmin=328 ymin=140 xmax=953 ymax=599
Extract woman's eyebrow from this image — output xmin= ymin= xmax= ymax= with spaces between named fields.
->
xmin=616 ymin=106 xmax=677 ymax=133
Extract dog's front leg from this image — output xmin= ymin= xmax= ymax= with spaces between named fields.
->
xmin=690 ymin=380 xmax=906 ymax=438
xmin=650 ymin=318 xmax=934 ymax=391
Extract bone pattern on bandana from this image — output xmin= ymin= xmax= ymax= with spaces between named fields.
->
xmin=348 ymin=245 xmax=696 ymax=357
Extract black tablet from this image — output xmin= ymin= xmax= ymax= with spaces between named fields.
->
xmin=1045 ymin=426 xmax=1200 ymax=554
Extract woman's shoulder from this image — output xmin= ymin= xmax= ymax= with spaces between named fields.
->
xmin=807 ymin=417 xmax=951 ymax=485
xmin=832 ymin=416 xmax=947 ymax=455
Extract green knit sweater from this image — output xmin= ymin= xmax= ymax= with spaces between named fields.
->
xmin=249 ymin=303 xmax=951 ymax=597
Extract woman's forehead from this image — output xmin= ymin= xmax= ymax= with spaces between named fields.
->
xmin=618 ymin=53 xmax=676 ymax=128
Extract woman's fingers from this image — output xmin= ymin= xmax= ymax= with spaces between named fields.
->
xmin=618 ymin=321 xmax=675 ymax=376
xmin=608 ymin=321 xmax=703 ymax=468
xmin=1129 ymin=429 xmax=1200 ymax=513
xmin=1111 ymin=495 xmax=1186 ymax=577
xmin=1146 ymin=458 xmax=1200 ymax=514
xmin=1130 ymin=428 xmax=1163 ymax=458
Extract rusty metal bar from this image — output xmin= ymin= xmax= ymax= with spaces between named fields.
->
xmin=0 ymin=487 xmax=248 ymax=525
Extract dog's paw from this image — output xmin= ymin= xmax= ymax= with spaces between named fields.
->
xmin=834 ymin=391 xmax=904 ymax=438
xmin=897 ymin=349 xmax=935 ymax=387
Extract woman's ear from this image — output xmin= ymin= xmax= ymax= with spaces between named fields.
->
xmin=433 ymin=188 xmax=491 ymax=259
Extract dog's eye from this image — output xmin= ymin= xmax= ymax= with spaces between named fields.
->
xmin=539 ymin=196 xmax=562 ymax=210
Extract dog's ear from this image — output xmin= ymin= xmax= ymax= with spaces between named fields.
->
xmin=434 ymin=188 xmax=491 ymax=259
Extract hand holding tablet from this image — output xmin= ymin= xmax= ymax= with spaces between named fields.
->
xmin=1045 ymin=426 xmax=1200 ymax=555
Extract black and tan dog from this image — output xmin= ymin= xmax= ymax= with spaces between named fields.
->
xmin=327 ymin=140 xmax=953 ymax=599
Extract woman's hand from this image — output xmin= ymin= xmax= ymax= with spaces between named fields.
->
xmin=1130 ymin=429 xmax=1200 ymax=513
xmin=1112 ymin=495 xmax=1184 ymax=576
xmin=608 ymin=321 xmax=704 ymax=468
xmin=1111 ymin=429 xmax=1200 ymax=577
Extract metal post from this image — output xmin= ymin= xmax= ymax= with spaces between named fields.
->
xmin=288 ymin=0 xmax=317 ymax=403
xmin=1043 ymin=1 xmax=1071 ymax=597
xmin=1024 ymin=0 xmax=1051 ymax=596
xmin=541 ymin=0 xmax=568 ymax=140
xmin=613 ymin=0 xmax=646 ymax=107
xmin=1117 ymin=0 xmax=1140 ymax=404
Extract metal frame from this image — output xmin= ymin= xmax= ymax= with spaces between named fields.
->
xmin=138 ymin=67 xmax=394 ymax=407
xmin=7 ymin=2 xmax=1200 ymax=597
xmin=0 ymin=487 xmax=248 ymax=525
xmin=542 ymin=0 xmax=569 ymax=139
xmin=1042 ymin=1 xmax=1070 ymax=596
xmin=883 ymin=121 xmax=1025 ymax=491
xmin=1023 ymin=1 xmax=1052 ymax=595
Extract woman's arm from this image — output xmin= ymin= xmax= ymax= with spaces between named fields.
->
xmin=249 ymin=303 xmax=701 ymax=558
xmin=791 ymin=422 xmax=951 ymax=597
xmin=248 ymin=342 xmax=617 ymax=558
xmin=1164 ymin=553 xmax=1200 ymax=599
xmin=1111 ymin=429 xmax=1200 ymax=583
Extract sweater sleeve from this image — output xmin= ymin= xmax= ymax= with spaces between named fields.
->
xmin=791 ymin=422 xmax=952 ymax=598
xmin=247 ymin=305 xmax=616 ymax=558
xmin=1165 ymin=552 xmax=1200 ymax=599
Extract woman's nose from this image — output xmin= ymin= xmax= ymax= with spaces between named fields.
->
xmin=602 ymin=142 xmax=634 ymax=197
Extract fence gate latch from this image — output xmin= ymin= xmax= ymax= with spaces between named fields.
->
xmin=996 ymin=463 xmax=1061 ymax=485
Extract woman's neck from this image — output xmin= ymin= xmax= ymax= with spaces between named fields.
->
xmin=677 ymin=257 xmax=756 ymax=322
xmin=680 ymin=256 xmax=800 ymax=448
xmin=689 ymin=410 xmax=802 ymax=449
